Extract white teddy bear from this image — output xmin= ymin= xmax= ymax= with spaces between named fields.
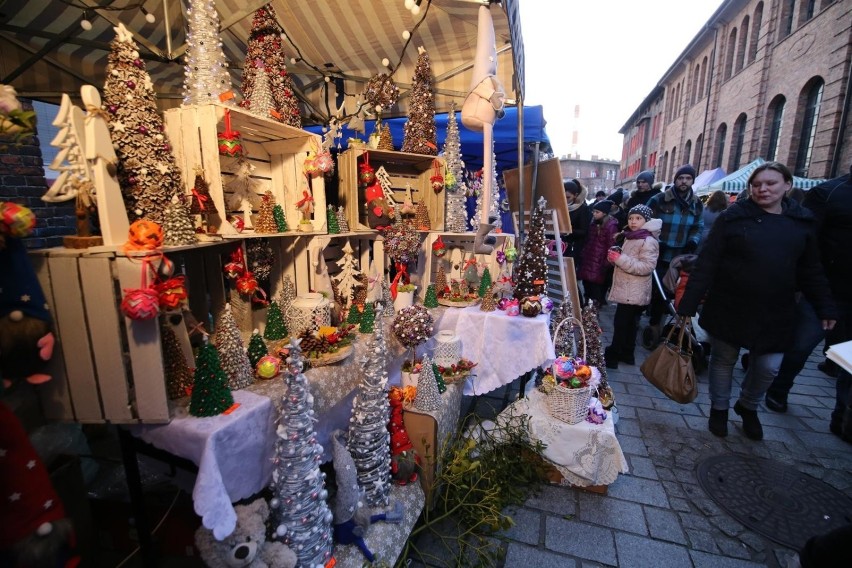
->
xmin=195 ymin=499 xmax=297 ymax=568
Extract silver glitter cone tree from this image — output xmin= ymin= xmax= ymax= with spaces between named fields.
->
xmin=162 ymin=195 xmax=198 ymax=246
xmin=240 ymin=4 xmax=301 ymax=127
xmin=214 ymin=304 xmax=254 ymax=390
xmin=103 ymin=23 xmax=185 ymax=224
xmin=401 ymin=48 xmax=437 ymax=155
xmin=275 ymin=274 xmax=297 ymax=312
xmin=443 ymin=107 xmax=468 ymax=233
xmin=513 ymin=197 xmax=548 ymax=300
xmin=248 ymin=65 xmax=274 ymax=119
xmin=182 ymin=0 xmax=232 ymax=105
xmin=413 ymin=354 xmax=441 ymax=412
xmin=269 ymin=341 xmax=334 ymax=567
xmin=347 ymin=317 xmax=392 ymax=506
xmin=336 ymin=206 xmax=350 ymax=233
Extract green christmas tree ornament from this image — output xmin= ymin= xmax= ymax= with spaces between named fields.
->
xmin=359 ymin=302 xmax=376 ymax=333
xmin=247 ymin=329 xmax=269 ymax=367
xmin=423 ymin=284 xmax=439 ymax=308
xmin=189 ymin=342 xmax=234 ymax=417
xmin=264 ymin=301 xmax=287 ymax=340
xmin=478 ymin=267 xmax=493 ymax=298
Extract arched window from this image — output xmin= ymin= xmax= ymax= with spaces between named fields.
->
xmin=794 ymin=78 xmax=824 ymax=177
xmin=699 ymin=56 xmax=708 ymax=97
xmin=691 ymin=64 xmax=700 ymax=106
xmin=724 ymin=28 xmax=737 ymax=80
xmin=660 ymin=152 xmax=669 ymax=182
xmin=737 ymin=16 xmax=749 ymax=72
xmin=749 ymin=3 xmax=763 ymax=63
xmin=765 ymin=95 xmax=786 ymax=161
xmin=801 ymin=0 xmax=816 ymax=23
xmin=781 ymin=0 xmax=796 ymax=38
xmin=675 ymin=84 xmax=681 ymax=118
xmin=714 ymin=123 xmax=727 ymax=169
xmin=684 ymin=140 xmax=692 ymax=165
xmin=695 ymin=134 xmax=704 ymax=169
xmin=670 ymin=147 xmax=678 ymax=179
xmin=705 ymin=59 xmax=712 ymax=96
xmin=730 ymin=114 xmax=747 ymax=171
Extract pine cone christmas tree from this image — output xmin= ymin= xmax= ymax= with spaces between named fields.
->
xmin=240 ymin=5 xmax=301 ymax=128
xmin=162 ymin=195 xmax=198 ymax=246
xmin=189 ymin=342 xmax=234 ymax=417
xmin=401 ymin=48 xmax=437 ymax=155
xmin=434 ymin=264 xmax=448 ymax=298
xmin=480 ymin=284 xmax=497 ymax=312
xmin=214 ymin=304 xmax=254 ymax=390
xmin=103 ymin=23 xmax=186 ymax=224
xmin=254 ymin=190 xmax=278 ymax=233
xmin=161 ymin=323 xmax=193 ymax=399
xmin=414 ymin=201 xmax=430 ymax=230
xmin=378 ymin=122 xmax=394 ymax=151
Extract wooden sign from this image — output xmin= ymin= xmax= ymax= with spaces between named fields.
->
xmin=503 ymin=158 xmax=572 ymax=234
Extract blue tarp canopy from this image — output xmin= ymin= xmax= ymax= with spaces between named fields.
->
xmin=305 ymin=105 xmax=551 ymax=173
xmin=703 ymin=158 xmax=825 ymax=194
xmin=692 ymin=167 xmax=727 ymax=195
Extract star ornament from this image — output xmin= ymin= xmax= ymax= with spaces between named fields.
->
xmin=114 ymin=23 xmax=134 ymax=43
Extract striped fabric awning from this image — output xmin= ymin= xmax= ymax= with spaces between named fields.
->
xmin=0 ymin=0 xmax=523 ymax=123
xmin=708 ymin=158 xmax=826 ymax=193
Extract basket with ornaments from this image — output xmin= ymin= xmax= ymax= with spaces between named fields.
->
xmin=540 ymin=356 xmax=602 ymax=425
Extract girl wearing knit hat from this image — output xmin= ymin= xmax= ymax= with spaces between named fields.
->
xmin=604 ymin=205 xmax=661 ymax=368
xmin=577 ymin=201 xmax=620 ymax=306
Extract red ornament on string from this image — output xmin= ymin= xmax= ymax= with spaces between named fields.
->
xmin=358 ymin=152 xmax=376 ymax=187
xmin=121 ymin=260 xmax=160 ymax=320
xmin=217 ymin=109 xmax=243 ymax=157
xmin=430 ymin=159 xmax=444 ymax=194
xmin=155 ymin=275 xmax=188 ymax=310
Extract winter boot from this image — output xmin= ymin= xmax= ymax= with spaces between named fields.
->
xmin=734 ymin=400 xmax=763 ymax=440
xmin=708 ymin=409 xmax=728 ymax=437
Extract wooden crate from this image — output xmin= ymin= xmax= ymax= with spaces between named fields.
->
xmin=164 ymin=103 xmax=326 ymax=235
xmin=419 ymin=232 xmax=515 ymax=301
xmin=338 ymin=148 xmax=445 ymax=232
xmin=30 ymin=242 xmax=231 ymax=423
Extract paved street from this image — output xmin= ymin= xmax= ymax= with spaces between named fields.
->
xmin=437 ymin=304 xmax=852 ymax=567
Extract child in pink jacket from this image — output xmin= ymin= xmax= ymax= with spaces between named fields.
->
xmin=604 ymin=205 xmax=661 ymax=368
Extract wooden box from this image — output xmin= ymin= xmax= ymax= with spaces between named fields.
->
xmin=419 ymin=232 xmax=515 ymax=301
xmin=164 ymin=103 xmax=326 ymax=235
xmin=338 ymin=148 xmax=445 ymax=232
xmin=29 ymin=243 xmax=232 ymax=424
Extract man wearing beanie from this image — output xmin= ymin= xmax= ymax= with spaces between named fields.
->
xmin=626 ymin=170 xmax=661 ymax=209
xmin=644 ymin=164 xmax=704 ymax=340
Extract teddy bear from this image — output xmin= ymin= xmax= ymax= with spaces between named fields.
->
xmin=194 ymin=498 xmax=297 ymax=568
xmin=330 ymin=430 xmax=403 ymax=563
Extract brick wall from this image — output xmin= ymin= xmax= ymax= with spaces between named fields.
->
xmin=0 ymin=99 xmax=75 ymax=249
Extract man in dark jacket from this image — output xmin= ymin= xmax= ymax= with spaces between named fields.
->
xmin=626 ymin=170 xmax=661 ymax=209
xmin=801 ymin=166 xmax=852 ymax=441
xmin=562 ymin=179 xmax=591 ymax=269
xmin=645 ymin=165 xmax=704 ymax=336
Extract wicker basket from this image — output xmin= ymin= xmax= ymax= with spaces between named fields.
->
xmin=545 ymin=316 xmax=594 ymax=424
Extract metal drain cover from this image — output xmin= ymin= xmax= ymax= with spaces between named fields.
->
xmin=696 ymin=454 xmax=852 ymax=550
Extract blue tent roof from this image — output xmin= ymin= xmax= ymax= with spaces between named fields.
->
xmin=693 ymin=167 xmax=727 ymax=194
xmin=305 ymin=105 xmax=551 ymax=173
xmin=705 ymin=158 xmax=825 ymax=193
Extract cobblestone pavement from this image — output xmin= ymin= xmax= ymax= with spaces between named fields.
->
xmin=410 ymin=303 xmax=852 ymax=567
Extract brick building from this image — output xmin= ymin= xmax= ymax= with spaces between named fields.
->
xmin=619 ymin=0 xmax=851 ymax=187
xmin=559 ymin=155 xmax=621 ymax=195
xmin=0 ymin=100 xmax=75 ymax=249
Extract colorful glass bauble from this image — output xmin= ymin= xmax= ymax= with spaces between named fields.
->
xmin=505 ymin=299 xmax=520 ymax=316
xmin=0 ymin=202 xmax=36 ymax=238
xmin=358 ymin=160 xmax=376 ymax=187
xmin=540 ymin=295 xmax=555 ymax=314
xmin=497 ymin=297 xmax=511 ymax=311
xmin=255 ymin=355 xmax=281 ymax=379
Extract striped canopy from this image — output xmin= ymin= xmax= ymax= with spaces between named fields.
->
xmin=0 ymin=0 xmax=524 ymax=123
xmin=705 ymin=158 xmax=825 ymax=194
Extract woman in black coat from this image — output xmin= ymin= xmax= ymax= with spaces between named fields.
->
xmin=677 ymin=162 xmax=837 ymax=440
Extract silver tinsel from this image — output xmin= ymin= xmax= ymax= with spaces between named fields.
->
xmin=182 ymin=0 xmax=232 ymax=105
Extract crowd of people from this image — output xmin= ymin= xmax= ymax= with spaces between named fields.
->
xmin=562 ymin=162 xmax=852 ymax=445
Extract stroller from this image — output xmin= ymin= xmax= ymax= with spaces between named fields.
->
xmin=641 ymin=255 xmax=710 ymax=373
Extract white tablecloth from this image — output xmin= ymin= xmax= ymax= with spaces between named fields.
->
xmin=130 ymin=389 xmax=276 ymax=540
xmin=433 ymin=306 xmax=556 ymax=395
xmin=500 ymin=388 xmax=628 ymax=486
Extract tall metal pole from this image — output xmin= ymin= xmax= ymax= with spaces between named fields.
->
xmin=517 ymin=98 xmax=525 ymax=240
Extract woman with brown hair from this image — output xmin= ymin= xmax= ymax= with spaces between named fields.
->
xmin=698 ymin=190 xmax=728 ymax=252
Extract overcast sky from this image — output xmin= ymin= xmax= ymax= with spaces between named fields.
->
xmin=518 ymin=0 xmax=724 ymax=161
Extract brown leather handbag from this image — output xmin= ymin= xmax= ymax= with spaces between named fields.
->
xmin=640 ymin=317 xmax=698 ymax=404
